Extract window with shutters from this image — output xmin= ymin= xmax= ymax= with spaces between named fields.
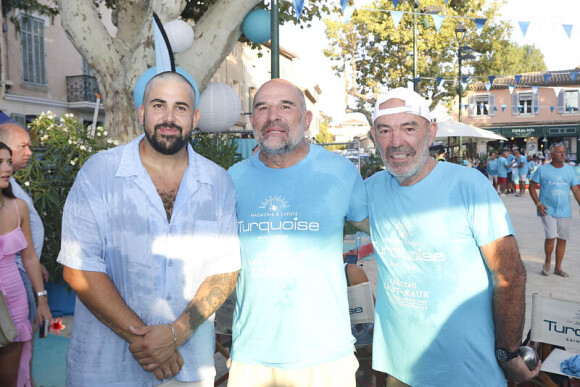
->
xmin=468 ymin=94 xmax=495 ymax=117
xmin=564 ymin=90 xmax=579 ymax=113
xmin=20 ymin=14 xmax=46 ymax=86
xmin=512 ymin=92 xmax=538 ymax=116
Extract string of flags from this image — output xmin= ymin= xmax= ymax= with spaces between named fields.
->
xmin=291 ymin=0 xmax=575 ymax=39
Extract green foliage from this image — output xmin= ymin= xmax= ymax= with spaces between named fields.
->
xmin=190 ymin=130 xmax=242 ymax=170
xmin=14 ymin=112 xmax=118 ymax=284
xmin=323 ymin=0 xmax=546 ymax=112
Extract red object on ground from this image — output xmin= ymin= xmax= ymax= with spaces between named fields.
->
xmin=49 ymin=318 xmax=66 ymax=335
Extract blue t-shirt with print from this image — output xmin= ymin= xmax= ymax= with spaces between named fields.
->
xmin=531 ymin=163 xmax=580 ymax=217
xmin=507 ymin=153 xmax=516 ymax=173
xmin=517 ymin=155 xmax=527 ymax=176
xmin=366 ymin=162 xmax=513 ymax=387
xmin=228 ymin=144 xmax=368 ymax=369
xmin=527 ymin=160 xmax=536 ymax=178
xmin=497 ymin=156 xmax=508 ymax=178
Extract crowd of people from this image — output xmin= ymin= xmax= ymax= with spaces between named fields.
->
xmin=7 ymin=64 xmax=579 ymax=386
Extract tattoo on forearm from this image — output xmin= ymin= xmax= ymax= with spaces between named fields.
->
xmin=186 ymin=273 xmax=237 ymax=332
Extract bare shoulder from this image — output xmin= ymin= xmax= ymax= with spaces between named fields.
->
xmin=347 ymin=263 xmax=369 ymax=286
xmin=15 ymin=198 xmax=31 ymax=219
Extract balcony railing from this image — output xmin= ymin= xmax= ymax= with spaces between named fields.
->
xmin=66 ymin=75 xmax=100 ymax=102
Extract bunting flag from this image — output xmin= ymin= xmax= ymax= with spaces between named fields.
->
xmin=445 ymin=0 xmax=450 ymax=4
xmin=432 ymin=15 xmax=445 ymax=33
xmin=392 ymin=0 xmax=399 ymax=9
xmin=462 ymin=76 xmax=469 ymax=83
xmin=414 ymin=77 xmax=420 ymax=89
xmin=390 ymin=11 xmax=403 ymax=29
xmin=437 ymin=77 xmax=444 ymax=88
xmin=508 ymin=85 xmax=515 ymax=94
xmin=517 ymin=106 xmax=523 ymax=113
xmin=340 ymin=0 xmax=348 ymax=12
xmin=569 ymin=106 xmax=574 ymax=112
xmin=464 ymin=104 xmax=468 ymax=110
xmin=501 ymin=105 xmax=507 ymax=112
xmin=543 ymin=73 xmax=551 ymax=83
xmin=514 ymin=75 xmax=522 ymax=84
xmin=553 ymin=87 xmax=562 ymax=97
xmin=571 ymin=72 xmax=579 ymax=82
xmin=550 ymin=106 xmax=555 ymax=113
xmin=343 ymin=5 xmax=355 ymax=23
xmin=532 ymin=86 xmax=538 ymax=95
xmin=475 ymin=18 xmax=487 ymax=36
xmin=562 ymin=24 xmax=573 ymax=38
xmin=493 ymin=106 xmax=498 ymax=112
xmin=534 ymin=105 xmax=539 ymax=113
xmin=293 ymin=0 xmax=304 ymax=19
xmin=484 ymin=82 xmax=491 ymax=91
xmin=488 ymin=75 xmax=496 ymax=85
xmin=518 ymin=21 xmax=530 ymax=38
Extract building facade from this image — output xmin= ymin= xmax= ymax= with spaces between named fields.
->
xmin=453 ymin=68 xmax=580 ymax=161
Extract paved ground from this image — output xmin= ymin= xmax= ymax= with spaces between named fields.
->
xmin=59 ymin=189 xmax=580 ymax=386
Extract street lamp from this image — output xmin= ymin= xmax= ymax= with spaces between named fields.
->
xmin=412 ymin=1 xmax=442 ymax=91
xmin=455 ymin=22 xmax=476 ymax=162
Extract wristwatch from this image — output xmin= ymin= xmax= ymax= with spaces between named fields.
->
xmin=36 ymin=290 xmax=48 ymax=297
xmin=495 ymin=348 xmax=519 ymax=363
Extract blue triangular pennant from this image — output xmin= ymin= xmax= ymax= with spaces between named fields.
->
xmin=493 ymin=106 xmax=498 ymax=112
xmin=550 ymin=106 xmax=555 ymax=113
xmin=341 ymin=0 xmax=348 ymax=12
xmin=475 ymin=18 xmax=486 ymax=36
xmin=343 ymin=5 xmax=355 ymax=23
xmin=562 ymin=24 xmax=573 ymax=38
xmin=543 ymin=73 xmax=551 ymax=83
xmin=392 ymin=0 xmax=399 ymax=9
xmin=414 ymin=77 xmax=420 ymax=88
xmin=436 ymin=77 xmax=444 ymax=88
xmin=501 ymin=105 xmax=507 ymax=112
xmin=532 ymin=86 xmax=538 ymax=94
xmin=463 ymin=104 xmax=468 ymax=110
xmin=462 ymin=76 xmax=468 ymax=83
xmin=293 ymin=0 xmax=304 ymax=19
xmin=488 ymin=76 xmax=496 ymax=85
xmin=569 ymin=106 xmax=574 ymax=112
xmin=571 ymin=72 xmax=579 ymax=82
xmin=390 ymin=11 xmax=403 ymax=29
xmin=484 ymin=82 xmax=491 ymax=91
xmin=518 ymin=106 xmax=523 ymax=113
xmin=445 ymin=0 xmax=450 ymax=4
xmin=515 ymin=75 xmax=522 ymax=84
xmin=534 ymin=105 xmax=539 ymax=113
xmin=518 ymin=21 xmax=530 ymax=38
xmin=432 ymin=15 xmax=445 ymax=33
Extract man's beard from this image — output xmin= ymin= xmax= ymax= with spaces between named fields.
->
xmin=144 ymin=119 xmax=190 ymax=155
xmin=381 ymin=134 xmax=431 ymax=185
xmin=255 ymin=119 xmax=304 ymax=156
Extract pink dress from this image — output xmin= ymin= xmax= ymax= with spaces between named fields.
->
xmin=0 ymin=199 xmax=32 ymax=387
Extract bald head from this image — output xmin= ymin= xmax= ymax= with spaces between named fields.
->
xmin=254 ymin=79 xmax=307 ymax=114
xmin=0 ymin=122 xmax=32 ymax=171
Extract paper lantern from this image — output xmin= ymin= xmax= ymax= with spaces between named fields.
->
xmin=197 ymin=82 xmax=241 ymax=132
xmin=163 ymin=19 xmax=194 ymax=53
xmin=242 ymin=9 xmax=271 ymax=44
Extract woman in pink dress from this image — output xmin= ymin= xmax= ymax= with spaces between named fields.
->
xmin=0 ymin=141 xmax=52 ymax=387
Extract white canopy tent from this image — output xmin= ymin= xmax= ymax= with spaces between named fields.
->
xmin=435 ymin=120 xmax=507 ymax=141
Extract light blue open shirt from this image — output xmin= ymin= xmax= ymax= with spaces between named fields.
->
xmin=57 ymin=135 xmax=241 ymax=386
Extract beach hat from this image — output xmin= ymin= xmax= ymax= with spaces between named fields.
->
xmin=133 ymin=13 xmax=199 ymax=111
xmin=372 ymin=87 xmax=431 ymax=124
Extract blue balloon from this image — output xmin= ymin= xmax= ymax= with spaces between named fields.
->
xmin=133 ymin=66 xmax=200 ymax=111
xmin=242 ymin=9 xmax=271 ymax=44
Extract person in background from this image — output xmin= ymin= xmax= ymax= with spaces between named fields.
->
xmin=366 ymin=88 xmax=539 ymax=386
xmin=0 ymin=141 xmax=52 ymax=387
xmin=529 ymin=143 xmax=580 ymax=278
xmin=0 ymin=120 xmax=47 ymax=386
xmin=514 ymin=149 xmax=527 ymax=197
xmin=497 ymin=150 xmax=509 ymax=196
xmin=506 ymin=149 xmax=516 ymax=194
xmin=486 ymin=152 xmax=499 ymax=193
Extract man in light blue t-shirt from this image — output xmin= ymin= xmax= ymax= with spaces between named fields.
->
xmin=529 ymin=143 xmax=580 ymax=277
xmin=227 ymin=79 xmax=369 ymax=387
xmin=486 ymin=151 xmax=499 ymax=193
xmin=497 ymin=150 xmax=509 ymax=195
xmin=507 ymin=150 xmax=516 ymax=194
xmin=514 ymin=148 xmax=528 ymax=197
xmin=366 ymin=88 xmax=539 ymax=386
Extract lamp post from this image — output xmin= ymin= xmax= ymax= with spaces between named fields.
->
xmin=454 ymin=23 xmax=475 ymax=162
xmin=412 ymin=1 xmax=441 ymax=91
xmin=271 ymin=0 xmax=280 ymax=79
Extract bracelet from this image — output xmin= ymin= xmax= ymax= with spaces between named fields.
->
xmin=536 ymin=202 xmax=542 ymax=207
xmin=168 ymin=322 xmax=177 ymax=349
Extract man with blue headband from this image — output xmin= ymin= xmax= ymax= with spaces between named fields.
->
xmin=57 ymin=27 xmax=240 ymax=385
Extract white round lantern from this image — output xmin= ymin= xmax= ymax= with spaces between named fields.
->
xmin=197 ymin=82 xmax=241 ymax=132
xmin=164 ymin=19 xmax=194 ymax=53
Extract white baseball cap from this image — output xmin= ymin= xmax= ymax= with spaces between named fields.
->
xmin=372 ymin=87 xmax=431 ymax=124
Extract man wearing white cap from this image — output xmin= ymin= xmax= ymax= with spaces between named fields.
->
xmin=365 ymin=88 xmax=539 ymax=386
